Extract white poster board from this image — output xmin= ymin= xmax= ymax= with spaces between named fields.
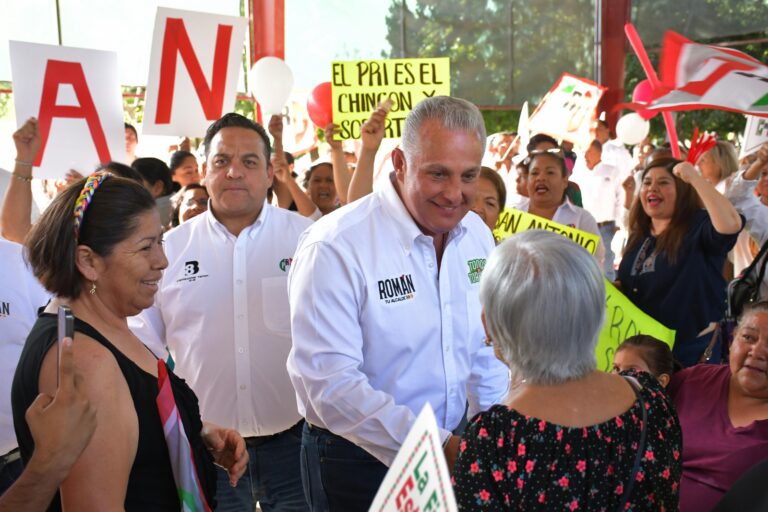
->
xmin=369 ymin=404 xmax=458 ymax=512
xmin=528 ymin=73 xmax=607 ymax=150
xmin=740 ymin=115 xmax=768 ymax=159
xmin=142 ymin=7 xmax=247 ymax=137
xmin=9 ymin=41 xmax=125 ymax=179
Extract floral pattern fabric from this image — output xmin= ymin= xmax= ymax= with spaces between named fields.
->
xmin=452 ymin=372 xmax=682 ymax=511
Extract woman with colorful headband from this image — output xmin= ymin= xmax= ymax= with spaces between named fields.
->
xmin=11 ymin=173 xmax=247 ymax=511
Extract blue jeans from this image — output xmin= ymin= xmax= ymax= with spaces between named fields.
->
xmin=0 ymin=454 xmax=22 ymax=496
xmin=599 ymin=221 xmax=617 ymax=281
xmin=300 ymin=423 xmax=388 ymax=512
xmin=215 ymin=421 xmax=308 ymax=512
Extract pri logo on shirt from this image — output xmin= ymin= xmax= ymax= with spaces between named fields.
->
xmin=467 ymin=258 xmax=486 ymax=284
xmin=279 ymin=258 xmax=293 ymax=272
xmin=0 ymin=302 xmax=9 ymax=318
xmin=176 ymin=260 xmax=209 ymax=283
xmin=377 ymin=274 xmax=416 ymax=304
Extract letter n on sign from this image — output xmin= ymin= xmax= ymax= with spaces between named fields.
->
xmin=143 ymin=7 xmax=247 ymax=137
xmin=9 ymin=41 xmax=125 ymax=179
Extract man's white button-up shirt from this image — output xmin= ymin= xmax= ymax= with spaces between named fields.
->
xmin=286 ymin=176 xmax=510 ymax=466
xmin=571 ymin=161 xmax=624 ymax=224
xmin=129 ymin=205 xmax=312 ymax=437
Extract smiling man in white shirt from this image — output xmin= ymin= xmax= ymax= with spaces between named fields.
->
xmin=129 ymin=113 xmax=311 ymax=512
xmin=287 ymin=96 xmax=510 ymax=511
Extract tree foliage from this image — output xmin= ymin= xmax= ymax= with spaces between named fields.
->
xmin=385 ymin=0 xmax=768 ymax=138
xmin=384 ymin=0 xmax=594 ymax=107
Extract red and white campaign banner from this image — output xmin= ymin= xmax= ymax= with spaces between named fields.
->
xmin=527 ymin=73 xmax=606 ymax=149
xmin=9 ymin=41 xmax=125 ymax=179
xmin=369 ymin=404 xmax=457 ymax=512
xmin=142 ymin=7 xmax=247 ymax=137
xmin=649 ymin=31 xmax=768 ymax=117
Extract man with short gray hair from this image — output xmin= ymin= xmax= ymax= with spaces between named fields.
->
xmin=287 ymin=96 xmax=510 ymax=510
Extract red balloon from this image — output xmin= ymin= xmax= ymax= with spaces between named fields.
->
xmin=632 ymin=79 xmax=658 ymax=120
xmin=307 ymin=82 xmax=333 ymax=128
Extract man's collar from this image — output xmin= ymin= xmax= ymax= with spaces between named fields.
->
xmin=378 ymin=173 xmax=466 ymax=254
xmin=205 ymin=200 xmax=269 ymax=241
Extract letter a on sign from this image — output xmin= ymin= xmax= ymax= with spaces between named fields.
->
xmin=9 ymin=41 xmax=125 ymax=179
xmin=143 ymin=7 xmax=247 ymax=137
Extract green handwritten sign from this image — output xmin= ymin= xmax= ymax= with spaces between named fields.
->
xmin=493 ymin=207 xmax=600 ymax=255
xmin=331 ymin=58 xmax=451 ymax=140
xmin=597 ymin=280 xmax=676 ymax=372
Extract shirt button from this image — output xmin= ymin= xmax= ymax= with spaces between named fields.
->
xmin=237 ymin=314 xmax=244 ymax=319
xmin=633 ymin=288 xmax=638 ymax=292
xmin=237 ymin=279 xmax=243 ymax=285
xmin=239 ymin=384 xmax=246 ymax=390
xmin=427 ymin=262 xmax=435 ymax=269
xmin=444 ymin=346 xmax=450 ymax=353
xmin=238 ymin=347 xmax=245 ymax=354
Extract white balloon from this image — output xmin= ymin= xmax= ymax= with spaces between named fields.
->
xmin=615 ymin=113 xmax=650 ymax=146
xmin=249 ymin=57 xmax=294 ymax=114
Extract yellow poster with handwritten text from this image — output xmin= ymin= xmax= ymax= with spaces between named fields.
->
xmin=597 ymin=281 xmax=676 ymax=372
xmin=331 ymin=58 xmax=450 ymax=140
xmin=493 ymin=207 xmax=600 ymax=255
xmin=493 ymin=208 xmax=675 ymax=372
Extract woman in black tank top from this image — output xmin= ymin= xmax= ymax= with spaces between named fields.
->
xmin=11 ymin=175 xmax=247 ymax=511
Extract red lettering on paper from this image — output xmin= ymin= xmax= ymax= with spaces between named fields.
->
xmin=36 ymin=60 xmax=111 ymax=166
xmin=155 ymin=17 xmax=233 ymax=123
xmin=395 ymin=475 xmax=418 ymax=511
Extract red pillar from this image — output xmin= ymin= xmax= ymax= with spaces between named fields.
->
xmin=249 ymin=0 xmax=284 ymax=64
xmin=600 ymin=0 xmax=631 ymax=132
xmin=248 ymin=0 xmax=284 ymax=123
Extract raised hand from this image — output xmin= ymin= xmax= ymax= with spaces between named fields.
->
xmin=13 ymin=117 xmax=41 ymax=164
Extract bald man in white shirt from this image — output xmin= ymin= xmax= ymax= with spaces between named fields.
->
xmin=287 ymin=97 xmax=510 ymax=511
xmin=130 ymin=114 xmax=311 ymax=512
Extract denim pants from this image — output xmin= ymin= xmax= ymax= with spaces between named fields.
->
xmin=300 ymin=423 xmax=388 ymax=512
xmin=599 ymin=221 xmax=617 ymax=281
xmin=215 ymin=421 xmax=308 ymax=512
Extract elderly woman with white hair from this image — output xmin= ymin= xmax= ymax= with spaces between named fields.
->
xmin=452 ymin=231 xmax=682 ymax=511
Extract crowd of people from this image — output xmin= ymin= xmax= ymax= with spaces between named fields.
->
xmin=1 ymin=93 xmax=768 ymax=512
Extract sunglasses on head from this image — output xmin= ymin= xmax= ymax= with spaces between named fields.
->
xmin=524 ymin=147 xmax=564 ymax=166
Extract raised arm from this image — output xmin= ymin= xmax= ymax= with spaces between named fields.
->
xmin=742 ymin=143 xmax=768 ymax=181
xmin=347 ymin=101 xmax=391 ymax=203
xmin=674 ymin=161 xmax=742 ymax=235
xmin=324 ymin=123 xmax=352 ymax=205
xmin=1 ymin=118 xmax=39 ymax=242
xmin=272 ymin=153 xmax=318 ymax=218
xmin=267 ymin=115 xmax=293 ymax=209
xmin=725 ymin=157 xmax=768 ymax=244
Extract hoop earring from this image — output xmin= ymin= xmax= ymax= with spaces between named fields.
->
xmin=90 ymin=281 xmax=97 ymax=295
